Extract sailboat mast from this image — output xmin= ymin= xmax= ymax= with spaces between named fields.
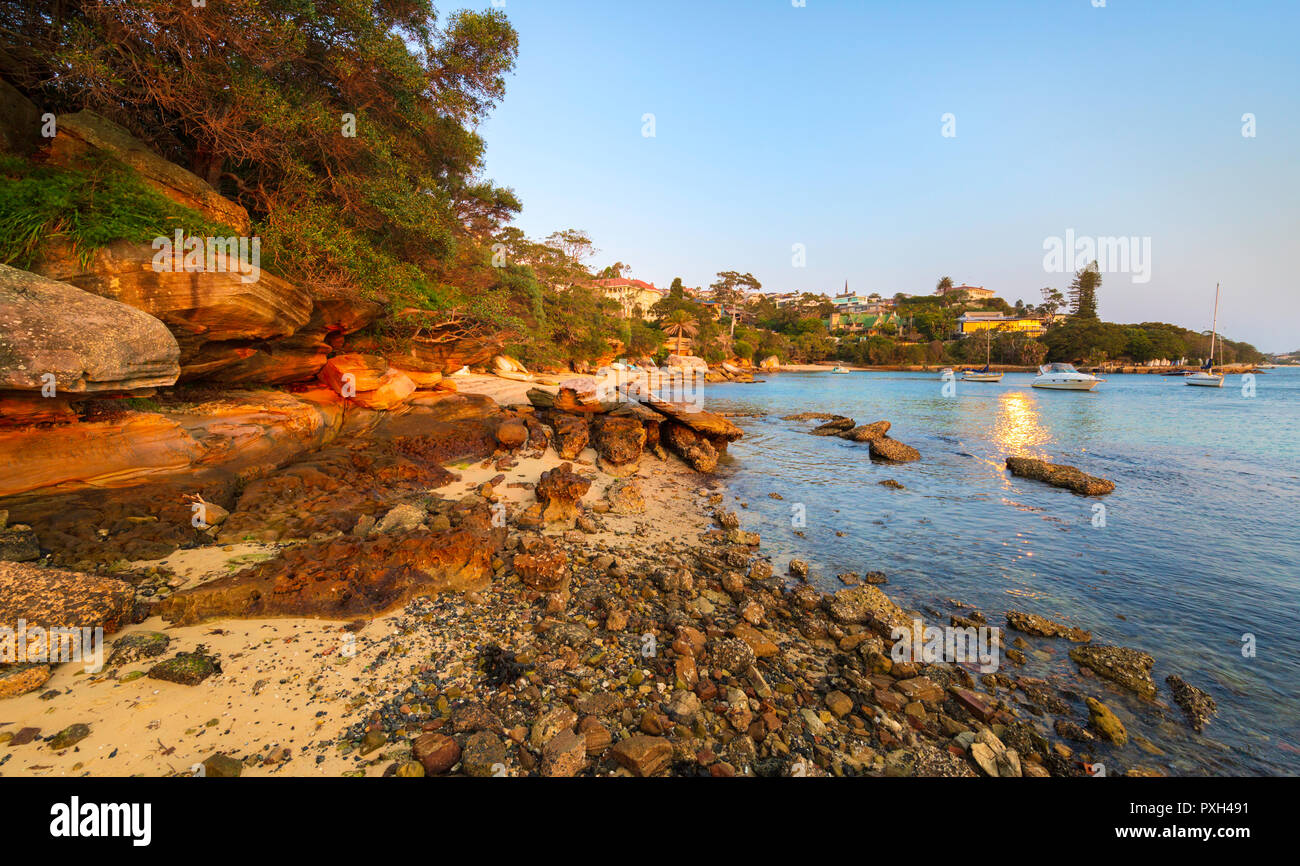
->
xmin=1210 ymin=282 xmax=1220 ymax=368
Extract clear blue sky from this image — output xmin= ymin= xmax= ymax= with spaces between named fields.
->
xmin=465 ymin=0 xmax=1299 ymax=352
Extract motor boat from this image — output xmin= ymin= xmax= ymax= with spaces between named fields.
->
xmin=1031 ymin=363 xmax=1103 ymax=391
xmin=830 ymin=366 xmax=850 ymax=374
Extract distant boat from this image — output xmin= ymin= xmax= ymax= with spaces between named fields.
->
xmin=1186 ymin=283 xmax=1226 ymax=388
xmin=1032 ymin=362 xmax=1103 ymax=391
xmin=938 ymin=367 xmax=955 ymax=379
xmin=830 ymin=366 xmax=850 ymax=374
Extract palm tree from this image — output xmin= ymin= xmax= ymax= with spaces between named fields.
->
xmin=662 ymin=310 xmax=699 ymax=355
xmin=936 ymin=276 xmax=954 ymax=294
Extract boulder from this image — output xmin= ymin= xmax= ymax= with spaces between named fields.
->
xmin=664 ymin=354 xmax=708 ymax=371
xmin=1165 ymin=674 xmax=1217 ymax=732
xmin=0 ymin=562 xmax=135 ymax=639
xmin=646 ymin=398 xmax=743 ymax=444
xmin=758 ymin=355 xmax=781 ymax=371
xmin=590 ymin=414 xmax=646 ymax=473
xmin=36 ymin=240 xmax=312 ymax=374
xmin=48 ymin=111 xmax=251 ymax=233
xmin=547 ymin=413 xmax=590 ymax=460
xmin=1005 ymin=457 xmax=1114 ymax=496
xmin=661 ymin=421 xmax=719 ymax=472
xmin=492 ymin=355 xmax=528 ymax=374
xmin=0 ymin=263 xmax=180 ymax=393
xmin=495 ymin=418 xmax=529 ymax=449
xmin=869 ymin=436 xmax=921 ymax=463
xmin=826 ymin=584 xmax=913 ymax=635
xmin=605 ymin=478 xmax=646 ymax=515
xmin=0 ymin=663 xmax=52 ymax=698
xmin=320 ymin=354 xmax=415 ymax=410
xmin=1006 ymin=610 xmax=1091 ymax=641
xmin=611 ymin=735 xmax=673 ymax=777
xmin=534 ymin=463 xmax=591 ymax=525
xmin=810 ymin=416 xmax=855 ymax=435
xmin=1085 ymin=696 xmax=1128 ymax=745
xmin=838 ymin=420 xmax=891 ymax=442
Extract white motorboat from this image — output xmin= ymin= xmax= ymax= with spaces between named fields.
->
xmin=830 ymin=366 xmax=850 ymax=374
xmin=1186 ymin=282 xmax=1226 ymax=388
xmin=1031 ymin=362 xmax=1103 ymax=391
xmin=938 ymin=367 xmax=954 ymax=379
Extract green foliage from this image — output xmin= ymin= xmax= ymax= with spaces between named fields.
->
xmin=0 ymin=154 xmax=235 ymax=269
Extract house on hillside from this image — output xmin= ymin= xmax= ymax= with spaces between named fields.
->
xmin=594 ymin=278 xmax=665 ymax=318
xmin=936 ymin=284 xmax=996 ymax=301
xmin=828 ymin=310 xmax=901 ymax=335
xmin=956 ymin=311 xmax=1046 ymax=338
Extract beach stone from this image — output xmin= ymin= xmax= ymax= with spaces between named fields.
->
xmin=461 ymin=731 xmax=509 ymax=777
xmin=665 ymin=690 xmax=701 ymax=724
xmin=373 ymin=503 xmax=425 ymax=534
xmin=530 ymin=706 xmax=578 ymax=748
xmin=611 ymin=735 xmax=673 ymax=777
xmin=1006 ymin=610 xmax=1091 ymax=641
xmin=412 ymin=732 xmax=460 ymax=775
xmin=201 ymin=753 xmax=243 ymax=778
xmin=540 ymin=728 xmax=587 ymax=777
xmin=951 ymin=687 xmax=997 ymax=723
xmin=0 ymin=663 xmax=52 ymax=698
xmin=107 ymin=631 xmax=171 ymax=667
xmin=590 ymin=414 xmax=646 ymax=469
xmin=826 ymin=584 xmax=911 ymax=633
xmin=1086 ymin=696 xmax=1128 ymax=745
xmin=0 ymin=526 xmax=39 ymax=562
xmin=47 ymin=723 xmax=90 ymax=750
xmin=968 ymin=742 xmax=999 ymax=777
xmin=147 ymin=650 xmax=221 ymax=686
xmin=514 ymin=547 xmax=570 ymax=592
xmin=1166 ymin=675 xmax=1217 ymax=733
xmin=606 ymin=478 xmax=646 ymax=514
xmin=495 ymin=419 xmax=528 ymax=449
xmin=707 ymin=637 xmax=755 ymax=674
xmin=789 ymin=559 xmax=809 ymax=578
xmin=1069 ymin=645 xmax=1156 ymax=697
xmin=868 ymin=436 xmax=921 ymax=462
xmin=1005 ymin=456 xmax=1114 ymax=496
xmin=394 ymin=760 xmax=426 ymax=777
xmin=825 ymin=690 xmax=853 ymax=717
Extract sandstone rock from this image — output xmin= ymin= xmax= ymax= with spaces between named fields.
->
xmin=0 ymin=562 xmax=135 ymax=639
xmin=157 ymin=528 xmax=499 ymax=624
xmin=541 ymin=728 xmax=587 ymax=777
xmin=1006 ymin=456 xmax=1115 ymax=496
xmin=547 ymin=413 xmax=590 ymax=460
xmin=826 ymin=584 xmax=912 ymax=634
xmin=758 ymin=355 xmax=780 ymax=371
xmin=373 ymin=503 xmax=426 ymax=534
xmin=1085 ymin=696 xmax=1128 ymax=745
xmin=148 ymin=649 xmax=221 ymax=686
xmin=107 ymin=632 xmax=170 ymax=667
xmin=201 ymin=753 xmax=243 ymax=778
xmin=0 ymin=395 xmax=78 ymax=426
xmin=0 ymin=663 xmax=52 ymax=698
xmin=1166 ymin=674 xmax=1217 ymax=732
xmin=0 ymin=525 xmax=39 ymax=562
xmin=810 ymin=416 xmax=855 ymax=435
xmin=838 ymin=420 xmax=891 ymax=442
xmin=0 ymin=264 xmax=180 ymax=393
xmin=461 ymin=731 xmax=508 ymax=777
xmin=495 ymin=419 xmax=528 ymax=449
xmin=320 ymin=354 xmax=415 ymax=410
xmin=605 ymin=478 xmax=646 ymax=515
xmin=48 ymin=723 xmax=91 ymax=750
xmin=36 ymin=239 xmax=312 ymax=370
xmin=869 ymin=436 xmax=921 ymax=462
xmin=412 ymin=732 xmax=461 ymax=775
xmin=591 ymin=414 xmax=646 ymax=470
xmin=646 ymin=399 xmax=743 ymax=443
xmin=1068 ymin=645 xmax=1157 ymax=697
xmin=611 ymin=735 xmax=672 ymax=777
xmin=1006 ymin=610 xmax=1091 ymax=641
xmin=514 ymin=547 xmax=570 ymax=592
xmin=661 ymin=421 xmax=719 ymax=472
xmin=49 ymin=111 xmax=251 ymax=233
xmin=535 ymin=463 xmax=591 ymax=525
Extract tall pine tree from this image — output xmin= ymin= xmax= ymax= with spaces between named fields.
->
xmin=1068 ymin=262 xmax=1102 ymax=319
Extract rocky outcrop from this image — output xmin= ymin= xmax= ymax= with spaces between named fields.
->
xmin=1166 ymin=674 xmax=1217 ymax=732
xmin=547 ymin=413 xmax=590 ymax=460
xmin=320 ymin=354 xmax=416 ymax=411
xmin=758 ymin=355 xmax=780 ymax=371
xmin=825 ymin=584 xmax=913 ymax=635
xmin=1006 ymin=610 xmax=1091 ymax=641
xmin=838 ymin=420 xmax=891 ymax=442
xmin=590 ymin=414 xmax=646 ymax=475
xmin=534 ymin=462 xmax=591 ymax=525
xmin=47 ymin=111 xmax=251 ymax=233
xmin=0 ymin=561 xmax=136 ymax=638
xmin=646 ymin=399 xmax=743 ymax=445
xmin=869 ymin=436 xmax=921 ymax=463
xmin=384 ymin=334 xmax=504 ymax=375
xmin=1068 ymin=645 xmax=1157 ymax=697
xmin=1006 ymin=457 xmax=1114 ymax=496
xmin=157 ymin=527 xmax=499 ymax=625
xmin=36 ymin=240 xmax=313 ymax=376
xmin=810 ymin=416 xmax=855 ymax=436
xmin=0 ymin=77 xmax=41 ymax=156
xmin=661 ymin=421 xmax=719 ymax=473
xmin=0 ymin=264 xmax=180 ymax=394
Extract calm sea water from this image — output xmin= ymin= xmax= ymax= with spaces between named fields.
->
xmin=704 ymin=367 xmax=1300 ymax=776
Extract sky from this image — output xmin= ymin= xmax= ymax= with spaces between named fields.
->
xmin=462 ymin=0 xmax=1300 ymax=352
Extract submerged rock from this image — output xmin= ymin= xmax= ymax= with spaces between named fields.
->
xmin=1166 ymin=674 xmax=1217 ymax=733
xmin=1006 ymin=456 xmax=1114 ymax=496
xmin=809 ymin=416 xmax=855 ymax=435
xmin=1085 ymin=696 xmax=1128 ymax=745
xmin=838 ymin=420 xmax=891 ymax=442
xmin=1006 ymin=610 xmax=1091 ymax=641
xmin=1069 ymin=645 xmax=1157 ymax=697
xmin=868 ymin=436 xmax=921 ymax=463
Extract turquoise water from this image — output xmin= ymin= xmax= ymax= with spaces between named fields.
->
xmin=704 ymin=367 xmax=1300 ymax=776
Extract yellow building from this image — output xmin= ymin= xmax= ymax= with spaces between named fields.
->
xmin=957 ymin=312 xmax=1046 ymax=337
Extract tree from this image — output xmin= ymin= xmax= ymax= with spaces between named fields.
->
xmin=1039 ymin=287 xmax=1066 ymax=323
xmin=1067 ymin=262 xmax=1102 ymax=319
xmin=936 ymin=276 xmax=954 ymax=294
xmin=710 ymin=270 xmax=762 ymax=336
xmin=662 ymin=310 xmax=698 ymax=356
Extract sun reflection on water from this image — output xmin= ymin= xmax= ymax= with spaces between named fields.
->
xmin=993 ymin=390 xmax=1053 ymax=457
